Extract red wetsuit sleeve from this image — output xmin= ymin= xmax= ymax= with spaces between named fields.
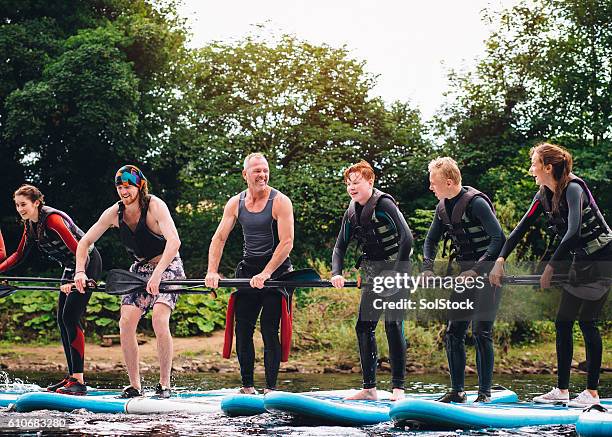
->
xmin=0 ymin=229 xmax=6 ymax=261
xmin=0 ymin=228 xmax=28 ymax=272
xmin=45 ymin=214 xmax=79 ymax=255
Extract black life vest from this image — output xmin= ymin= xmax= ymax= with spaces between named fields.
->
xmin=436 ymin=186 xmax=495 ymax=261
xmin=540 ymin=177 xmax=612 ymax=257
xmin=25 ymin=206 xmax=84 ymax=267
xmin=347 ymin=189 xmax=400 ymax=261
xmin=118 ymin=199 xmax=166 ymax=261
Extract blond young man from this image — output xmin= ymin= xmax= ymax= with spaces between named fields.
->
xmin=423 ymin=157 xmax=505 ymax=403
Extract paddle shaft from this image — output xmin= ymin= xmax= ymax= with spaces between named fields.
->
xmin=0 ymin=276 xmax=73 ymax=283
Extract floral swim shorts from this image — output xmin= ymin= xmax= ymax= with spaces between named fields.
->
xmin=121 ymin=257 xmax=185 ymax=314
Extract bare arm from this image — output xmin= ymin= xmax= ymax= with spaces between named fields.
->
xmin=74 ymin=204 xmax=118 ymax=290
xmin=146 ymin=196 xmax=181 ymax=292
xmin=255 ymin=193 xmax=294 ymax=283
xmin=205 ymin=196 xmax=239 ymax=288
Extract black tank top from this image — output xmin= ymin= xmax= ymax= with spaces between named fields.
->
xmin=237 ymin=189 xmax=278 ymax=258
xmin=117 ymin=199 xmax=166 ymax=261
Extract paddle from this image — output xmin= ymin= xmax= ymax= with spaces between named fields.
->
xmin=0 ymin=275 xmax=75 ymax=283
xmin=0 ymin=283 xmax=72 ymax=298
xmin=502 ymin=274 xmax=568 ymax=285
xmin=104 ymin=269 xmax=217 ymax=296
xmin=104 ymin=268 xmax=360 ymax=296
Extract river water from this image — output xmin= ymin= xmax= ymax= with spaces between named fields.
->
xmin=0 ymin=371 xmax=609 ymax=436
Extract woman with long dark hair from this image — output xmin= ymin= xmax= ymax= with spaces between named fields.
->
xmin=490 ymin=143 xmax=611 ymax=407
xmin=0 ymin=184 xmax=102 ymax=395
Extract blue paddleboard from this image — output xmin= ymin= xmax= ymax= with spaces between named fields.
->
xmin=390 ymin=398 xmax=612 ymax=430
xmin=576 ymin=405 xmax=612 ymax=437
xmin=221 ymin=390 xmax=360 ymax=417
xmin=263 ymin=388 xmax=518 ymax=425
xmin=14 ymin=389 xmax=233 ymax=414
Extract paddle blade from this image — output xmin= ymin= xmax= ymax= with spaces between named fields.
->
xmin=0 ymin=284 xmax=17 ymax=298
xmin=276 ymin=269 xmax=322 ymax=283
xmin=105 ymin=269 xmax=213 ymax=295
xmin=105 ymin=269 xmax=147 ymax=295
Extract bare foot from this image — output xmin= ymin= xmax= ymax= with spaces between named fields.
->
xmin=239 ymin=387 xmax=257 ymax=395
xmin=263 ymin=388 xmax=275 ymax=395
xmin=390 ymin=388 xmax=405 ymax=401
xmin=345 ymin=388 xmax=377 ymax=400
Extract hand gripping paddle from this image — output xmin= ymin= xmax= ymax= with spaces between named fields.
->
xmin=104 ymin=268 xmax=360 ymax=295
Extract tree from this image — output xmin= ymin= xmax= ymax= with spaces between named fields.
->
xmin=175 ymin=33 xmax=432 ymax=272
xmin=435 ymin=0 xmax=612 ymax=258
xmin=0 ymin=1 xmax=190 ymax=269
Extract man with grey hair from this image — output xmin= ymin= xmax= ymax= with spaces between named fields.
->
xmin=243 ymin=152 xmax=266 ymax=170
xmin=205 ymin=153 xmax=294 ymax=394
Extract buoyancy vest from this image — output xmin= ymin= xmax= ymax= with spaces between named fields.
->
xmin=436 ymin=186 xmax=495 ymax=261
xmin=540 ymin=177 xmax=612 ymax=257
xmin=347 ymin=189 xmax=400 ymax=261
xmin=25 ymin=206 xmax=83 ymax=267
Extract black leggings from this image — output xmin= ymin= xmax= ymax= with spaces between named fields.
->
xmin=356 ymin=290 xmax=407 ymax=390
xmin=58 ymin=249 xmax=102 ymax=375
xmin=445 ymin=285 xmax=500 ymax=396
xmin=555 ymin=289 xmax=608 ymax=390
xmin=234 ymin=257 xmax=291 ymax=390
xmin=445 ymin=320 xmax=495 ymax=396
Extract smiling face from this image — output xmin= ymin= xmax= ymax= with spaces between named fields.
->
xmin=243 ymin=156 xmax=270 ymax=192
xmin=116 ymin=184 xmax=140 ymax=206
xmin=346 ymin=171 xmax=373 ymax=205
xmin=14 ymin=195 xmax=40 ymax=222
xmin=529 ymin=152 xmax=553 ymax=187
xmin=429 ymin=170 xmax=456 ymax=200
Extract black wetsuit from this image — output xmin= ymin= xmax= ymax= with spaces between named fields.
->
xmin=499 ymin=180 xmax=611 ymax=390
xmin=0 ymin=207 xmax=102 ymax=375
xmin=424 ymin=188 xmax=505 ymax=397
xmin=332 ymin=195 xmax=413 ymax=390
xmin=234 ymin=188 xmax=291 ymax=390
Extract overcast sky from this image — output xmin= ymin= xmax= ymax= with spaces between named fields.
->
xmin=177 ymin=0 xmax=519 ymax=119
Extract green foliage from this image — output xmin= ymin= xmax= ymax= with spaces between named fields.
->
xmin=0 ymin=291 xmax=57 ymax=340
xmin=435 ymin=0 xmax=612 ymax=259
xmin=171 ymin=290 xmax=230 ymax=337
xmin=0 ymin=0 xmax=189 ymax=270
xmin=176 ymin=32 xmax=432 ymax=272
xmin=84 ymin=292 xmax=122 ymax=333
xmin=0 ymin=1 xmax=610 ymax=352
xmin=0 ymin=288 xmax=231 ymax=341
xmin=408 ymin=209 xmax=436 ymax=257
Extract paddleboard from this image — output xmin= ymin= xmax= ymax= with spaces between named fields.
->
xmin=221 ymin=390 xmax=361 ymax=417
xmin=576 ymin=405 xmax=612 ymax=437
xmin=14 ymin=389 xmax=233 ymax=414
xmin=0 ymin=384 xmax=44 ymax=408
xmin=0 ymin=393 xmax=20 ymax=408
xmin=390 ymin=398 xmax=612 ymax=430
xmin=263 ymin=388 xmax=518 ymax=425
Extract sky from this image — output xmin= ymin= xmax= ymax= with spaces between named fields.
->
xmin=177 ymin=0 xmax=519 ymax=120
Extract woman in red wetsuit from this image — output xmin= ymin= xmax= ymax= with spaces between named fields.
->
xmin=0 ymin=185 xmax=102 ymax=395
